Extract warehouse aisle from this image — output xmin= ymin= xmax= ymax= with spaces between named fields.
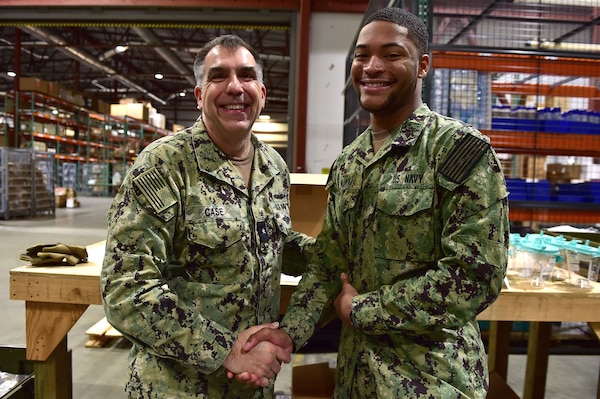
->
xmin=1 ymin=195 xmax=599 ymax=398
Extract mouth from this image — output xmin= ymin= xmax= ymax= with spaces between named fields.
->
xmin=361 ymin=80 xmax=392 ymax=90
xmin=222 ymin=103 xmax=247 ymax=112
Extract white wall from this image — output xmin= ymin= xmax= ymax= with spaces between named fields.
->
xmin=305 ymin=12 xmax=363 ymax=174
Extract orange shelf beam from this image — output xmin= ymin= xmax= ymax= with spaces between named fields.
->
xmin=509 ymin=207 xmax=600 ymax=224
xmin=432 ymin=51 xmax=600 ymax=78
xmin=492 ymin=82 xmax=600 ymax=99
xmin=482 ymin=130 xmax=600 ymax=157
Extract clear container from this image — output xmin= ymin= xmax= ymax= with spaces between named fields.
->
xmin=564 ymin=240 xmax=600 ymax=289
xmin=517 ymin=236 xmax=560 ymax=289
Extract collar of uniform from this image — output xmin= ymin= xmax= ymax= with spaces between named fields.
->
xmin=389 ymin=103 xmax=430 ymax=148
xmin=189 ymin=117 xmax=281 ymax=193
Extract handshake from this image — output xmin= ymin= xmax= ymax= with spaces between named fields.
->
xmin=223 ymin=321 xmax=293 ymax=388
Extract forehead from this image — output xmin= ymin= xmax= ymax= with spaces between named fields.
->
xmin=204 ymin=45 xmax=257 ymax=69
xmin=356 ymin=20 xmax=411 ymax=47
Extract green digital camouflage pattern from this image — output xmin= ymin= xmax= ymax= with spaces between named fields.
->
xmin=280 ymin=104 xmax=509 ymax=399
xmin=101 ymin=117 xmax=313 ymax=398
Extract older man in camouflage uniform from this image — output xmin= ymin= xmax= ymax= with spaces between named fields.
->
xmin=243 ymin=8 xmax=509 ymax=399
xmin=101 ymin=35 xmax=312 ymax=398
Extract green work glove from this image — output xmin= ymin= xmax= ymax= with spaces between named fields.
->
xmin=40 ymin=244 xmax=88 ymax=262
xmin=20 ymin=243 xmax=88 ymax=266
xmin=19 ymin=252 xmax=75 ymax=266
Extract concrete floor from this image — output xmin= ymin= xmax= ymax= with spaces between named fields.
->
xmin=1 ymin=195 xmax=599 ymax=398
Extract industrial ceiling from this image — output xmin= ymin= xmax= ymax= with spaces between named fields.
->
xmin=0 ymin=1 xmax=369 ymax=130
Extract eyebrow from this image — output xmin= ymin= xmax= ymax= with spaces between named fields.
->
xmin=207 ymin=65 xmax=258 ymax=76
xmin=355 ymin=42 xmax=404 ymax=50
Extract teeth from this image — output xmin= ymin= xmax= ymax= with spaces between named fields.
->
xmin=225 ymin=104 xmax=245 ymax=110
xmin=364 ymin=82 xmax=388 ymax=88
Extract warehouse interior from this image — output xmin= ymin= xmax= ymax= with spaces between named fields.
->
xmin=2 ymin=0 xmax=600 ymax=398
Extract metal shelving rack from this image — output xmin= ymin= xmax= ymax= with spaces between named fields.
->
xmin=0 ymin=147 xmax=54 ymax=220
xmin=344 ymin=0 xmax=600 ymax=227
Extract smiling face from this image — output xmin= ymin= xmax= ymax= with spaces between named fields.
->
xmin=351 ymin=20 xmax=429 ymax=129
xmin=194 ymin=45 xmax=266 ymax=148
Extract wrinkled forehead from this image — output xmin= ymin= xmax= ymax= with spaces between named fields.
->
xmin=204 ymin=45 xmax=258 ymax=71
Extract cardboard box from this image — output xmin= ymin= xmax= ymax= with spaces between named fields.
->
xmin=19 ymin=77 xmax=48 ymax=94
xmin=486 ymin=371 xmax=519 ymax=399
xmin=291 ymin=367 xmax=517 ymax=399
xmin=172 ymin=123 xmax=185 ymax=133
xmin=149 ymin=112 xmax=166 ymax=129
xmin=292 ymin=363 xmax=335 ymax=399
xmin=110 ymin=103 xmax=149 ymax=122
xmin=515 ymin=155 xmax=546 ymax=180
xmin=290 ymin=173 xmax=328 ymax=237
xmin=546 ymin=163 xmax=581 ymax=183
xmin=47 ymin=81 xmax=61 ymax=98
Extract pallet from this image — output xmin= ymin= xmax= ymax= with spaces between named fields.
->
xmin=85 ymin=317 xmax=123 ymax=348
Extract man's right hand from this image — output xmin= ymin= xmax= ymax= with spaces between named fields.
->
xmin=243 ymin=327 xmax=293 ymax=353
xmin=228 ymin=327 xmax=294 ymax=386
xmin=222 ymin=323 xmax=291 ymax=388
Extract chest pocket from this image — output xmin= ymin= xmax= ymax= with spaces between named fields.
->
xmin=186 ymin=218 xmax=249 ymax=283
xmin=375 ymin=187 xmax=435 ymax=265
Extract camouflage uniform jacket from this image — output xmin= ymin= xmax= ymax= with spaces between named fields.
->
xmin=280 ymin=104 xmax=509 ymax=398
xmin=101 ymin=117 xmax=312 ymax=398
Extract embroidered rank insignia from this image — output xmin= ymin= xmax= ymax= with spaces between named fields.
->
xmin=133 ymin=168 xmax=176 ymax=214
xmin=439 ymin=134 xmax=490 ymax=184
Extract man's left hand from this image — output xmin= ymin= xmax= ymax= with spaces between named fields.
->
xmin=334 ymin=272 xmax=358 ymax=328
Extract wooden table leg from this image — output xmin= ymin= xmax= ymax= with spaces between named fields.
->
xmin=34 ymin=336 xmax=72 ymax=399
xmin=522 ymin=321 xmax=552 ymax=399
xmin=586 ymin=322 xmax=600 ymax=399
xmin=487 ymin=321 xmax=513 ymax=380
xmin=24 ymin=301 xmax=88 ymax=399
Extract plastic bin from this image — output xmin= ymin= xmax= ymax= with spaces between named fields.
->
xmin=0 ymin=346 xmax=34 ymax=399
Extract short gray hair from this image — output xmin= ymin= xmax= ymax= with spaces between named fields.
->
xmin=193 ymin=34 xmax=264 ymax=86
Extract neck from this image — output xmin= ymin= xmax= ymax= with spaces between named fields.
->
xmin=370 ymin=99 xmax=422 ymax=132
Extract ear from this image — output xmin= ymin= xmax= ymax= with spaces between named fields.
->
xmin=418 ymin=53 xmax=430 ymax=78
xmin=194 ymin=85 xmax=202 ymax=110
xmin=260 ymin=83 xmax=267 ymax=109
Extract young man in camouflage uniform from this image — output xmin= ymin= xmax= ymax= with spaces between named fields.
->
xmin=101 ymin=35 xmax=313 ymax=398
xmin=243 ymin=7 xmax=509 ymax=398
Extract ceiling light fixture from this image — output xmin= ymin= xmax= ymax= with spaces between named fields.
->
xmin=155 ymin=73 xmax=164 ymax=80
xmin=7 ymin=71 xmax=16 ymax=77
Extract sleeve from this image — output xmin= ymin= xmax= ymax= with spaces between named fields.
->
xmin=352 ymin=132 xmax=510 ymax=334
xmin=279 ymin=167 xmax=349 ymax=348
xmin=281 ymin=230 xmax=316 ymax=277
xmin=100 ymin=149 xmax=236 ymax=373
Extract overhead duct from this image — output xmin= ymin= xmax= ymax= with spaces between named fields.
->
xmin=514 ymin=0 xmax=599 ymax=6
xmin=526 ymin=39 xmax=600 ymax=52
xmin=131 ymin=27 xmax=196 ymax=86
xmin=19 ymin=25 xmax=168 ymax=105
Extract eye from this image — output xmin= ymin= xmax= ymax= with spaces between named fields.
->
xmin=208 ymin=73 xmax=226 ymax=82
xmin=240 ymin=72 xmax=257 ymax=82
xmin=354 ymin=52 xmax=368 ymax=60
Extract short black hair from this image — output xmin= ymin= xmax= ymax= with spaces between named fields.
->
xmin=193 ymin=34 xmax=263 ymax=86
xmin=363 ymin=7 xmax=429 ymax=57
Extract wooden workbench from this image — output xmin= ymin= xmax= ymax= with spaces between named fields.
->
xmin=10 ymin=241 xmax=600 ymax=399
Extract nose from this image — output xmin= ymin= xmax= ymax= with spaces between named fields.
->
xmin=226 ymin=75 xmax=243 ymax=94
xmin=364 ymin=56 xmax=384 ymax=74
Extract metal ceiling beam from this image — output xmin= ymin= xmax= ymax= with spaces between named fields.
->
xmin=0 ymin=0 xmax=369 ymax=13
xmin=19 ymin=25 xmax=169 ymax=105
xmin=131 ymin=27 xmax=195 ymax=86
